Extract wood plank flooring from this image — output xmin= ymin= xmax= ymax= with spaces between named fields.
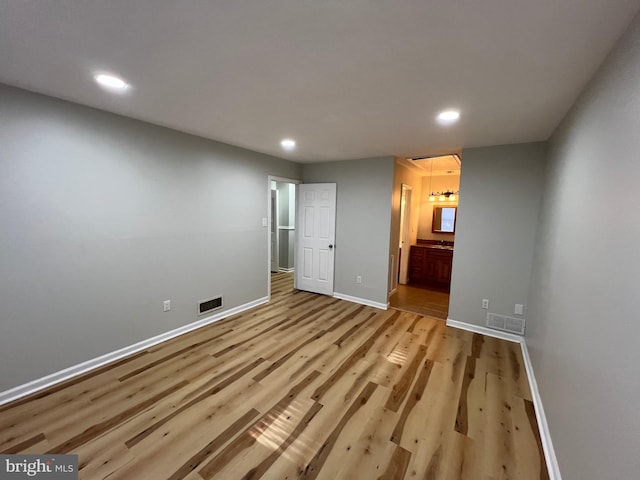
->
xmin=389 ymin=284 xmax=450 ymax=320
xmin=0 ymin=273 xmax=548 ymax=479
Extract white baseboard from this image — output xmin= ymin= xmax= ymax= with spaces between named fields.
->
xmin=519 ymin=340 xmax=562 ymax=480
xmin=333 ymin=292 xmax=388 ymax=310
xmin=277 ymin=267 xmax=294 ymax=273
xmin=0 ymin=296 xmax=269 ymax=407
xmin=446 ymin=317 xmax=561 ymax=480
xmin=446 ymin=318 xmax=522 ymax=343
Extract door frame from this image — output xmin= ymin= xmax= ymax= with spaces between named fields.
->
xmin=398 ymin=184 xmax=413 ymax=285
xmin=267 ymin=175 xmax=301 ymax=299
xmin=270 ymin=188 xmax=279 ymax=273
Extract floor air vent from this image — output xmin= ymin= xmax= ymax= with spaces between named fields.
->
xmin=486 ymin=313 xmax=525 ymax=335
xmin=198 ymin=296 xmax=223 ymax=316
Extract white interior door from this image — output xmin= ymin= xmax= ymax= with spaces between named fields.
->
xmin=295 ymin=183 xmax=336 ymax=295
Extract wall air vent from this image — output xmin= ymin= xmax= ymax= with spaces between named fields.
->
xmin=486 ymin=313 xmax=525 ymax=335
xmin=198 ymin=296 xmax=223 ymax=316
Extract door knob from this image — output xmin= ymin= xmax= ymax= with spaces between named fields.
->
xmin=328 ymin=244 xmax=334 ymax=249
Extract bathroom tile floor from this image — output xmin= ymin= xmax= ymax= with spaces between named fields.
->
xmin=389 ymin=283 xmax=450 ymax=319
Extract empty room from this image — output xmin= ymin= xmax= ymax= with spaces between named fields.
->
xmin=1 ymin=2 xmax=640 ymax=479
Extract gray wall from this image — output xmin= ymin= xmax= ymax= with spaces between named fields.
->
xmin=448 ymin=143 xmax=546 ymax=326
xmin=303 ymin=157 xmax=394 ymax=306
xmin=526 ymin=12 xmax=640 ymax=479
xmin=0 ymin=84 xmax=301 ymax=391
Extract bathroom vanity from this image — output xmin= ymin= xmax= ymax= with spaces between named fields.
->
xmin=408 ymin=243 xmax=453 ymax=291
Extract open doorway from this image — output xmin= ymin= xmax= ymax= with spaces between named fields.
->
xmin=389 ymin=155 xmax=461 ymax=319
xmin=267 ymin=176 xmax=300 ymax=298
xmin=398 ymin=184 xmax=412 ymax=285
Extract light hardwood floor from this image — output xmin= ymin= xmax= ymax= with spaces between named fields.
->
xmin=389 ymin=284 xmax=450 ymax=320
xmin=0 ymin=273 xmax=548 ymax=479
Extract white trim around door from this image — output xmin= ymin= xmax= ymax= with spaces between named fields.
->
xmin=267 ymin=176 xmax=301 ymax=300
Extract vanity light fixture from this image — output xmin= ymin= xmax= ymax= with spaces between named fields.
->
xmin=419 ymin=155 xmax=460 ymax=202
xmin=280 ymin=139 xmax=296 ymax=151
xmin=431 ymin=190 xmax=459 ymax=202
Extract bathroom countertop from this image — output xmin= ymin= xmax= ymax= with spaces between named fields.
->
xmin=411 ymin=244 xmax=454 ymax=251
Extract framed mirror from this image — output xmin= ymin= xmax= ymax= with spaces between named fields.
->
xmin=432 ymin=206 xmax=457 ymax=233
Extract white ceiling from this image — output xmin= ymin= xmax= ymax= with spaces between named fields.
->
xmin=1 ymin=1 xmax=638 ymax=163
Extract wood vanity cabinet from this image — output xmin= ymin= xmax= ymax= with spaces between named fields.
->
xmin=409 ymin=245 xmax=453 ymax=290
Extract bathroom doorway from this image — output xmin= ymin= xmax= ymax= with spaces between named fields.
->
xmin=389 ymin=155 xmax=461 ymax=319
xmin=267 ymin=176 xmax=300 ymax=298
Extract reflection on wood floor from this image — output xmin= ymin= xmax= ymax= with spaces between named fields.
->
xmin=0 ymin=272 xmax=548 ymax=479
xmin=389 ymin=283 xmax=450 ymax=320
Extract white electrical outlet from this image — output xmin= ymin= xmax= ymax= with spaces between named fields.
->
xmin=262 ymin=217 xmax=268 ymax=227
xmin=514 ymin=304 xmax=524 ymax=316
xmin=356 ymin=275 xmax=362 ymax=284
xmin=481 ymin=299 xmax=489 ymax=309
xmin=163 ymin=300 xmax=171 ymax=312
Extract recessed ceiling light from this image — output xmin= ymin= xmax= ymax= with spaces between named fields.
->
xmin=94 ymin=73 xmax=129 ymax=91
xmin=280 ymin=139 xmax=296 ymax=151
xmin=436 ymin=109 xmax=460 ymax=125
